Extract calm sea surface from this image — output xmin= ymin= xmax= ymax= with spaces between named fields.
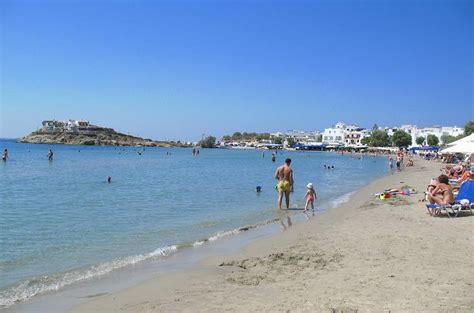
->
xmin=0 ymin=139 xmax=387 ymax=307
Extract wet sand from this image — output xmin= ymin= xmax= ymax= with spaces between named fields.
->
xmin=70 ymin=159 xmax=473 ymax=312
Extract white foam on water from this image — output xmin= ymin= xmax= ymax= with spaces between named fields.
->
xmin=208 ymin=229 xmax=241 ymax=242
xmin=327 ymin=191 xmax=357 ymax=210
xmin=0 ymin=245 xmax=177 ymax=309
xmin=192 ymin=241 xmax=205 ymax=247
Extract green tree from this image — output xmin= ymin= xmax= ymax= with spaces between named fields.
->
xmin=391 ymin=130 xmax=412 ymax=147
xmin=368 ymin=130 xmax=391 ymax=147
xmin=426 ymin=134 xmax=439 ymax=146
xmin=199 ymin=136 xmax=216 ymax=148
xmin=273 ymin=137 xmax=283 ymax=145
xmin=361 ymin=137 xmax=371 ymax=146
xmin=287 ymin=137 xmax=296 ymax=147
xmin=416 ymin=136 xmax=425 ymax=145
xmin=232 ymin=132 xmax=242 ymax=140
xmin=464 ymin=120 xmax=474 ymax=136
xmin=256 ymin=133 xmax=270 ymax=141
xmin=222 ymin=135 xmax=231 ymax=141
xmin=441 ymin=135 xmax=457 ymax=145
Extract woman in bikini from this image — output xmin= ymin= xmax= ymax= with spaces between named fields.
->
xmin=427 ymin=174 xmax=455 ymax=216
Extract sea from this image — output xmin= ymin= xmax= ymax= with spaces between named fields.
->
xmin=0 ymin=139 xmax=388 ymax=309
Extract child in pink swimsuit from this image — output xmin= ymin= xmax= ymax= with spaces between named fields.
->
xmin=304 ymin=183 xmax=317 ymax=212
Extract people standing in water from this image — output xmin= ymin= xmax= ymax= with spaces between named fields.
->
xmin=303 ymin=183 xmax=317 ymax=212
xmin=192 ymin=148 xmax=196 ymax=156
xmin=271 ymin=153 xmax=276 ymax=162
xmin=388 ymin=156 xmax=394 ymax=173
xmin=47 ymin=149 xmax=54 ymax=161
xmin=107 ymin=176 xmax=112 ymax=183
xmin=2 ymin=149 xmax=8 ymax=161
xmin=274 ymin=158 xmax=294 ymax=209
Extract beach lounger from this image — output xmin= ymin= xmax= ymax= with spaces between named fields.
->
xmin=426 ymin=180 xmax=474 ymax=218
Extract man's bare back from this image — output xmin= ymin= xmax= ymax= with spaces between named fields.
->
xmin=275 ymin=158 xmax=294 ymax=209
xmin=275 ymin=165 xmax=293 ymax=183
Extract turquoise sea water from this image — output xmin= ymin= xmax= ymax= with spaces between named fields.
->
xmin=0 ymin=139 xmax=387 ymax=308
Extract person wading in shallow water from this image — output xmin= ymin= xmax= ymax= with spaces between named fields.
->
xmin=2 ymin=149 xmax=8 ymax=161
xmin=47 ymin=149 xmax=54 ymax=161
xmin=274 ymin=158 xmax=294 ymax=209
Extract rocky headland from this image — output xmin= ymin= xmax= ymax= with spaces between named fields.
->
xmin=18 ymin=120 xmax=186 ymax=147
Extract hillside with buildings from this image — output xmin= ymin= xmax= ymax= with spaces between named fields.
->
xmin=19 ymin=120 xmax=183 ymax=147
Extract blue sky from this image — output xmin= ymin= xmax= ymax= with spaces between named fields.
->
xmin=1 ymin=0 xmax=472 ymax=140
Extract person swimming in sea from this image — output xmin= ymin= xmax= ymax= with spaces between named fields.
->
xmin=256 ymin=186 xmax=262 ymax=193
xmin=107 ymin=176 xmax=112 ymax=183
xmin=2 ymin=149 xmax=8 ymax=161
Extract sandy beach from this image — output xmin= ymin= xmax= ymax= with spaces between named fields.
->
xmin=70 ymin=159 xmax=473 ymax=313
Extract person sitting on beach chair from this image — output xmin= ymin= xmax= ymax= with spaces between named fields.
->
xmin=426 ymin=180 xmax=474 ymax=217
xmin=426 ymin=174 xmax=455 ymax=216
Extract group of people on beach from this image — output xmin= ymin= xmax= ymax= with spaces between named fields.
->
xmin=273 ymin=158 xmax=317 ymax=213
xmin=387 ymin=150 xmax=414 ymax=173
xmin=425 ymin=157 xmax=473 ymax=216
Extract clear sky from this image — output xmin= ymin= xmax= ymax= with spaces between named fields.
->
xmin=1 ymin=0 xmax=472 ymax=140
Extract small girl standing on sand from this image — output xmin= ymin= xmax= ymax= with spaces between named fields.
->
xmin=304 ymin=183 xmax=317 ymax=212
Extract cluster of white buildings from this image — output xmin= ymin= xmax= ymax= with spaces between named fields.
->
xmin=322 ymin=122 xmax=371 ymax=147
xmin=40 ymin=119 xmax=106 ymax=134
xmin=321 ymin=122 xmax=464 ymax=147
xmin=270 ymin=130 xmax=322 ymax=143
xmin=398 ymin=124 xmax=464 ymax=146
xmin=265 ymin=122 xmax=464 ymax=148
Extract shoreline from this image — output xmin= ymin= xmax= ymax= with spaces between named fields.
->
xmin=0 ymin=186 xmax=361 ymax=311
xmin=2 ymin=184 xmax=367 ymax=312
xmin=1 ymin=146 xmax=388 ymax=311
xmin=68 ymin=159 xmax=473 ymax=312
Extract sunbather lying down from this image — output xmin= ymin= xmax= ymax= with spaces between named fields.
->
xmin=426 ymin=174 xmax=455 ymax=216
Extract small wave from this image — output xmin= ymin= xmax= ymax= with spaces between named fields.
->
xmin=0 ymin=245 xmax=177 ymax=309
xmin=328 ymin=191 xmax=356 ymax=209
xmin=192 ymin=218 xmax=281 ymax=247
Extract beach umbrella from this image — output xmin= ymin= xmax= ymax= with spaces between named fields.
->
xmin=447 ymin=133 xmax=474 ymax=146
xmin=441 ymin=135 xmax=474 ymax=154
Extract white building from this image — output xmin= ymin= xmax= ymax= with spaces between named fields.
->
xmin=323 ymin=122 xmax=346 ymax=145
xmin=41 ymin=119 xmax=91 ymax=133
xmin=323 ymin=122 xmax=369 ymax=147
xmin=398 ymin=124 xmax=464 ymax=146
xmin=270 ymin=130 xmax=322 ymax=143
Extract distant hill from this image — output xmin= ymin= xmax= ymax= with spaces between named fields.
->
xmin=18 ymin=120 xmax=185 ymax=147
